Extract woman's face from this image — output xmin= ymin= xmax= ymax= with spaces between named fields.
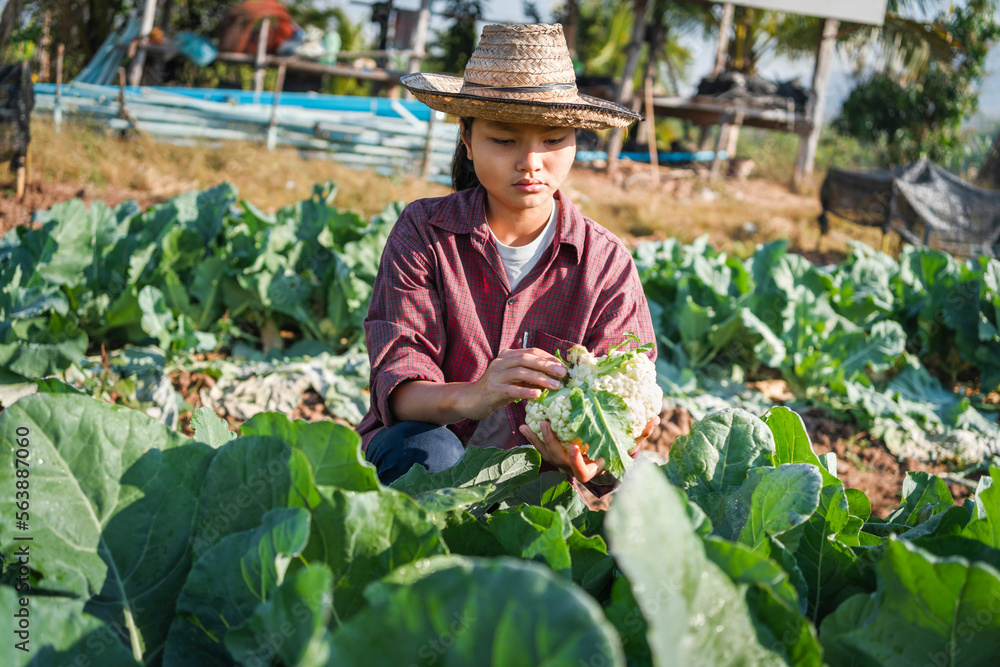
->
xmin=462 ymin=119 xmax=577 ymax=218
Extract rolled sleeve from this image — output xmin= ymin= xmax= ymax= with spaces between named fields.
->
xmin=363 ymin=210 xmax=448 ymax=428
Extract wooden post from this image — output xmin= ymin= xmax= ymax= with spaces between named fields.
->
xmin=710 ymin=109 xmax=742 ymax=181
xmin=404 ymin=0 xmax=432 ymax=100
xmin=709 ymin=4 xmax=737 ymax=179
xmin=606 ymin=0 xmax=649 ymax=174
xmin=155 ymin=0 xmax=175 ymax=81
xmin=118 ymin=67 xmax=141 ymax=133
xmin=254 ymin=18 xmax=271 ymax=101
xmin=421 ymin=110 xmax=438 ymax=179
xmin=713 ymin=3 xmax=735 ymax=77
xmin=406 ymin=0 xmax=432 ymax=75
xmin=38 ymin=10 xmax=51 ymax=82
xmin=641 ymin=8 xmax=664 ymax=185
xmin=793 ymin=18 xmax=839 ymax=192
xmin=54 ymin=43 xmax=64 ymax=133
xmin=564 ymin=0 xmax=579 ymax=58
xmin=15 ymin=158 xmax=26 ymax=199
xmin=644 ymin=75 xmax=659 ymax=185
xmin=725 ymin=123 xmax=741 ymax=157
xmin=118 ymin=67 xmax=128 ymax=123
xmin=128 ymin=0 xmax=158 ymax=87
xmin=267 ymin=62 xmax=286 ymax=150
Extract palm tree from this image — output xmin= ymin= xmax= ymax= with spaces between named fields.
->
xmin=563 ymin=0 xmax=696 ymax=91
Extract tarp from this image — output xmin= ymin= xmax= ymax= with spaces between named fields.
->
xmin=819 ymin=159 xmax=1000 ymax=258
xmin=695 ymin=71 xmax=808 ymax=112
xmin=73 ymin=17 xmax=141 ymax=85
xmin=215 ymin=0 xmax=296 ymax=55
xmin=0 ymin=60 xmax=32 ymax=164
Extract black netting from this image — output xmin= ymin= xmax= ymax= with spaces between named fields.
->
xmin=819 ymin=160 xmax=1000 ymax=258
xmin=0 ymin=61 xmax=33 ymax=165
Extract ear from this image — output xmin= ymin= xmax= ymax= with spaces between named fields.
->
xmin=460 ymin=120 xmax=474 ymax=161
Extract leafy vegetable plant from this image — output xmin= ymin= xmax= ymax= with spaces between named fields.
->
xmin=3 ymin=393 xmax=1000 ymax=667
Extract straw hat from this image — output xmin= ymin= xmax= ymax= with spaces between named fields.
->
xmin=401 ymin=23 xmax=642 ymax=130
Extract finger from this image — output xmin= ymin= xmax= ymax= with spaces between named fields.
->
xmin=579 ymin=448 xmax=606 ymax=476
xmin=568 ymin=443 xmax=601 ymax=483
xmin=521 ymin=424 xmax=571 ymax=474
xmin=541 ymin=423 xmax=577 ymax=474
xmin=540 ymin=422 xmax=572 ymax=457
xmin=501 ymin=366 xmax=564 ymax=391
xmin=499 ymin=348 xmax=567 ymax=378
xmin=632 ymin=416 xmax=660 ymax=450
xmin=636 ymin=416 xmax=658 ymax=441
xmin=504 ymin=383 xmax=545 ymax=400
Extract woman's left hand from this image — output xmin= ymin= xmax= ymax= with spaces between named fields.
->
xmin=518 ymin=416 xmax=660 ymax=484
xmin=519 ymin=421 xmax=605 ymax=483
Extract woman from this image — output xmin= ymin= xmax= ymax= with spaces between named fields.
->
xmin=357 ymin=23 xmax=659 ymax=486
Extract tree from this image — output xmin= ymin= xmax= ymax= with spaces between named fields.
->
xmin=836 ymin=0 xmax=1000 ymax=167
xmin=0 ymin=1 xmax=25 ymax=54
xmin=980 ymin=127 xmax=1000 ymax=187
xmin=424 ymin=0 xmax=482 ymax=74
xmin=5 ymin=1 xmax=238 ymax=81
xmin=562 ymin=0 xmax=695 ymax=86
xmin=170 ymin=0 xmax=232 ymax=35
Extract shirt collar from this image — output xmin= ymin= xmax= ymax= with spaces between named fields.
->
xmin=427 ymin=185 xmax=585 ymax=264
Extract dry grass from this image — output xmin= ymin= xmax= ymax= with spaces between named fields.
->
xmin=25 ymin=119 xmax=451 ymax=217
xmin=13 ymin=118 xmax=876 ymax=261
xmin=563 ymin=168 xmax=883 ymax=261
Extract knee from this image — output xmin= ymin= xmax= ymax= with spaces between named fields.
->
xmin=367 ymin=422 xmax=465 ymax=484
xmin=412 ymin=425 xmax=464 ymax=466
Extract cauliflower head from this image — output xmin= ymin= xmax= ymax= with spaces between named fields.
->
xmin=524 ymin=333 xmax=662 ymax=479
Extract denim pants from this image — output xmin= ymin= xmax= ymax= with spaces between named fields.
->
xmin=365 ymin=421 xmax=466 ymax=485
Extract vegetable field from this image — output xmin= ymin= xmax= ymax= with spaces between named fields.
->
xmin=638 ymin=236 xmax=1000 ymax=464
xmin=2 ymin=182 xmax=1000 ymax=666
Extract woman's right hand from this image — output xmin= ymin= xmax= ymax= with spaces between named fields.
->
xmin=461 ymin=348 xmax=567 ymax=421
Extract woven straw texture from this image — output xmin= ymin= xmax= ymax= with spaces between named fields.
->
xmin=463 ymin=23 xmax=576 ymax=99
xmin=401 ymin=23 xmax=641 ymax=129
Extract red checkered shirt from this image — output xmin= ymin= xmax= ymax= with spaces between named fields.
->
xmin=357 ymin=185 xmax=656 ymax=451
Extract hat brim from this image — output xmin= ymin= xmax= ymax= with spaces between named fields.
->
xmin=401 ymin=73 xmax=642 ymax=130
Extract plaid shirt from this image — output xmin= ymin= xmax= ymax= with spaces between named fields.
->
xmin=357 ymin=185 xmax=656 ymax=451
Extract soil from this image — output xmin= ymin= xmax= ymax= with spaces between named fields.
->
xmin=0 ymin=180 xmax=163 ymax=236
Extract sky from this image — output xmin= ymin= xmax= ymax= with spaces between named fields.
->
xmin=325 ymin=0 xmax=1000 ymax=126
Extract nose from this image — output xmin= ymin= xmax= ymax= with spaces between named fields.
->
xmin=517 ymin=144 xmax=543 ymax=173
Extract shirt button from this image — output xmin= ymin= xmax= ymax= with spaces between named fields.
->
xmin=507 ymin=298 xmax=514 ymax=305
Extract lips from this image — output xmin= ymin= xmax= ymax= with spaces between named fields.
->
xmin=514 ymin=179 xmax=545 ymax=193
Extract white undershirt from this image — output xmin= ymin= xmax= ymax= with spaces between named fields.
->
xmin=489 ymin=199 xmax=559 ymax=291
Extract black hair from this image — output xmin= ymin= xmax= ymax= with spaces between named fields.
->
xmin=451 ymin=117 xmax=481 ymax=192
